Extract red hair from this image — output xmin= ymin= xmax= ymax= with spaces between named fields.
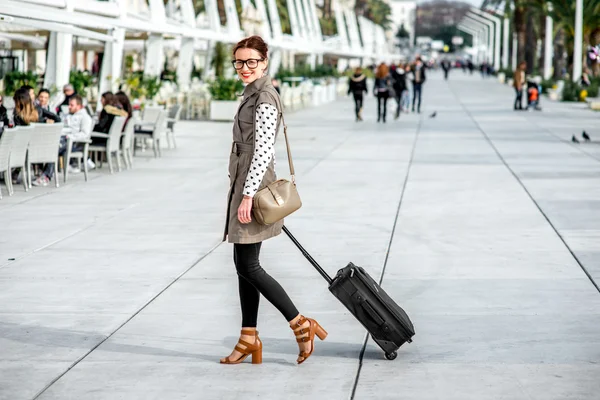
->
xmin=233 ymin=35 xmax=269 ymax=59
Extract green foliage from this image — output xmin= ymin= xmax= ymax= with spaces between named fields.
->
xmin=587 ymin=82 xmax=599 ymax=98
xmin=208 ymin=77 xmax=244 ymax=101
xmin=143 ymin=75 xmax=162 ymax=99
xmin=2 ymin=71 xmax=39 ymax=96
xmin=355 ymin=0 xmax=392 ymax=30
xmin=211 ymin=42 xmax=230 ymax=78
xmin=276 ymin=0 xmax=292 ymax=35
xmin=541 ymin=78 xmax=556 ymax=94
xmin=275 ymin=64 xmax=340 ymax=80
xmin=344 ymin=68 xmax=375 ymax=79
xmin=562 ymin=80 xmax=582 ymax=102
xmin=319 ymin=17 xmax=338 ymax=37
xmin=122 ymin=72 xmax=163 ymax=100
xmin=69 ymin=70 xmax=94 ymax=97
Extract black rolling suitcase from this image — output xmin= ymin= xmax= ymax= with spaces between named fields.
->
xmin=283 ymin=226 xmax=415 ymax=360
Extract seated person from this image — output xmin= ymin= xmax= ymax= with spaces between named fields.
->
xmin=91 ymin=92 xmax=128 ymax=147
xmin=94 ymin=92 xmax=128 ymax=133
xmin=55 ymin=84 xmax=77 ymax=115
xmin=34 ymin=95 xmax=92 ymax=186
xmin=35 ymin=88 xmax=61 ymax=123
xmin=13 ymin=87 xmax=39 ymax=126
xmin=0 ymin=94 xmax=9 ymax=127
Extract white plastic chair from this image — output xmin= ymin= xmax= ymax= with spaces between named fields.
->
xmin=166 ymin=104 xmax=182 ymax=149
xmin=27 ymin=123 xmax=64 ymax=188
xmin=120 ymin=118 xmax=137 ymax=169
xmin=89 ymin=116 xmax=127 ymax=174
xmin=7 ymin=126 xmax=33 ymax=195
xmin=0 ymin=127 xmax=17 ymax=199
xmin=134 ymin=109 xmax=166 ymax=158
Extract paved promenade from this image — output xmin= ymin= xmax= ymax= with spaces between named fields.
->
xmin=1 ymin=71 xmax=599 ymax=400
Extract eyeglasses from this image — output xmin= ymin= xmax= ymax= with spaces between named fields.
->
xmin=232 ymin=58 xmax=264 ymax=70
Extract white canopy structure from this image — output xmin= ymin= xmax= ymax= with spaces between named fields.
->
xmin=0 ymin=0 xmax=399 ymax=91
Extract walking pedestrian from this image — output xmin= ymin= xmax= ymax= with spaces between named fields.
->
xmin=441 ymin=58 xmax=451 ymax=80
xmin=221 ymin=35 xmax=327 ymax=366
xmin=513 ymin=61 xmax=526 ymax=111
xmin=390 ymin=63 xmax=407 ymax=119
xmin=347 ymin=67 xmax=368 ymax=121
xmin=410 ymin=56 xmax=426 ymax=113
xmin=374 ymin=63 xmax=393 ymax=123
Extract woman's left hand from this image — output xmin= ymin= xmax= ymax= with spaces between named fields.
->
xmin=238 ymin=196 xmax=253 ymax=224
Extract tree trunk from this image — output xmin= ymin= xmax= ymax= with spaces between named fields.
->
xmin=514 ymin=4 xmax=527 ymax=64
xmin=538 ymin=12 xmax=546 ymax=75
xmin=553 ymin=28 xmax=566 ymax=80
xmin=525 ymin=11 xmax=536 ymax=73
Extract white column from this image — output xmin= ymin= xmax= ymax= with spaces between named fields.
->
xmin=99 ymin=28 xmax=125 ymax=98
xmin=223 ymin=0 xmax=242 ymax=35
xmin=573 ymin=0 xmax=583 ymax=83
xmin=44 ymin=32 xmax=73 ymax=91
xmin=148 ymin=0 xmax=167 ymax=24
xmin=334 ymin=0 xmax=350 ymax=51
xmin=543 ymin=12 xmax=553 ymax=79
xmin=503 ymin=17 xmax=509 ymax=69
xmin=177 ymin=37 xmax=195 ymax=89
xmin=287 ymin=0 xmax=301 ymax=37
xmin=266 ymin=0 xmax=283 ymax=39
xmin=466 ymin=13 xmax=493 ymax=64
xmin=254 ymin=0 xmax=273 ymax=40
xmin=144 ymin=34 xmax=164 ymax=77
xmin=470 ymin=8 xmax=501 ymax=71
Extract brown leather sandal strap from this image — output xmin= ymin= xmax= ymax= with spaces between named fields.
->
xmin=296 ymin=337 xmax=310 ymax=343
xmin=293 ymin=326 xmax=308 ymax=336
xmin=237 ymin=339 xmax=259 ymax=350
xmin=241 ymin=329 xmax=258 ymax=336
xmin=295 ymin=316 xmax=307 ymax=327
xmin=234 ymin=345 xmax=247 ymax=354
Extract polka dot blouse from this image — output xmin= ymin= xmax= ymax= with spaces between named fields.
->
xmin=243 ymin=103 xmax=278 ymax=197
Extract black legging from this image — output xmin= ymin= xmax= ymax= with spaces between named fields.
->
xmin=514 ymin=88 xmax=523 ymax=109
xmin=377 ymin=92 xmax=389 ymax=121
xmin=412 ymin=83 xmax=422 ymax=112
xmin=234 ymin=242 xmax=299 ymax=327
xmin=353 ymin=93 xmax=363 ymax=119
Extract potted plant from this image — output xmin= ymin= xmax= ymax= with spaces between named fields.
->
xmin=208 ymin=77 xmax=244 ymax=121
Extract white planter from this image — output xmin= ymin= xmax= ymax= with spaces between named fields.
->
xmin=498 ymin=72 xmax=506 ymax=83
xmin=210 ymin=100 xmax=240 ymax=121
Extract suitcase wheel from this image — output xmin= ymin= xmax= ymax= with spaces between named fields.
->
xmin=384 ymin=351 xmax=397 ymax=361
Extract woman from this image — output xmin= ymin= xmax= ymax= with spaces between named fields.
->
xmin=221 ymin=35 xmax=327 ymax=365
xmin=13 ymin=87 xmax=39 ymax=126
xmin=94 ymin=92 xmax=128 ymax=133
xmin=390 ymin=64 xmax=407 ymax=120
xmin=115 ymin=91 xmax=133 ymax=126
xmin=374 ymin=63 xmax=393 ymax=123
xmin=347 ymin=67 xmax=368 ymax=121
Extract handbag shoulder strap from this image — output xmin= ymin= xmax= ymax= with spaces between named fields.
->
xmin=278 ymin=113 xmax=296 ymax=184
xmin=253 ymin=89 xmax=296 ymax=184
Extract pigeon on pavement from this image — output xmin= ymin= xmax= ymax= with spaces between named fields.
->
xmin=572 ymin=135 xmax=580 ymax=143
xmin=582 ymin=131 xmax=591 ymax=141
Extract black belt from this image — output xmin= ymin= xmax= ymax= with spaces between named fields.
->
xmin=231 ymin=142 xmax=253 ymax=154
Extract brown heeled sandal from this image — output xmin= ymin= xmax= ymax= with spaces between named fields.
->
xmin=220 ymin=329 xmax=262 ymax=365
xmin=292 ymin=316 xmax=328 ymax=364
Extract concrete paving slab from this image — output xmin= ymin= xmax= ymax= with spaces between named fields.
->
xmin=1 ymin=71 xmax=599 ymax=400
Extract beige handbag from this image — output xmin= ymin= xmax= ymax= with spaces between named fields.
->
xmin=252 ymin=115 xmax=302 ymax=225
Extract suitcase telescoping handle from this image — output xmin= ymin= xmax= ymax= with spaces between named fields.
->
xmin=282 ymin=226 xmax=333 ymax=284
